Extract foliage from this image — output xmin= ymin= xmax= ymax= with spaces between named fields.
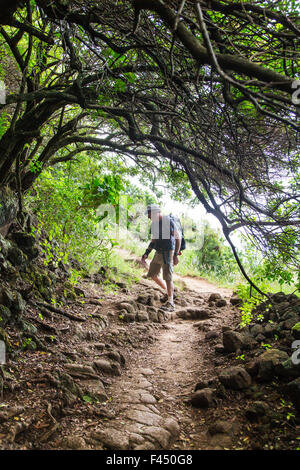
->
xmin=0 ymin=0 xmax=299 ymax=294
xmin=26 ymin=156 xmax=123 ymax=272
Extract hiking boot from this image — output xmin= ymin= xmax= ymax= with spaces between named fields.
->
xmin=160 ymin=301 xmax=175 ymax=312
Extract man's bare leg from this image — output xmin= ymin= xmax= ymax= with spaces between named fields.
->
xmin=166 ymin=280 xmax=174 ymax=305
xmin=152 ymin=275 xmax=167 ymax=291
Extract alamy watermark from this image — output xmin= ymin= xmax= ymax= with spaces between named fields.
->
xmin=291 ymin=340 xmax=300 ymax=365
xmin=292 ymin=79 xmax=300 ymax=105
xmin=0 ymin=80 xmax=6 ymax=105
xmin=95 ymin=199 xmax=205 ymax=251
xmin=0 ymin=340 xmax=5 ymax=365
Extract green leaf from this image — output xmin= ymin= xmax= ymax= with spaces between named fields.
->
xmin=82 ymin=395 xmax=93 ymax=403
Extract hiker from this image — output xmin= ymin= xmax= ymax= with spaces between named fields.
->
xmin=141 ymin=204 xmax=181 ymax=312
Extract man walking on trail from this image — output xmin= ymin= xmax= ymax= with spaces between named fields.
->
xmin=141 ymin=204 xmax=181 ymax=312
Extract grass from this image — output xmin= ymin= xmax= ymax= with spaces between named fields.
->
xmin=108 ymin=250 xmax=143 ymax=286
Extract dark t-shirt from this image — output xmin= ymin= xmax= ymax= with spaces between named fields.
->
xmin=151 ymin=215 xmax=175 ymax=251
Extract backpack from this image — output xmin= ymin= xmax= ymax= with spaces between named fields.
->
xmin=150 ymin=214 xmax=186 ymax=252
xmin=169 ymin=214 xmax=186 ymax=252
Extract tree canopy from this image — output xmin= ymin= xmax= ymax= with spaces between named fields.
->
xmin=0 ymin=0 xmax=299 ymax=289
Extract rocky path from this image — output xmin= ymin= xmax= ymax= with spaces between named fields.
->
xmin=2 ymin=245 xmax=299 ymax=451
xmin=82 ymin=272 xmax=238 ymax=451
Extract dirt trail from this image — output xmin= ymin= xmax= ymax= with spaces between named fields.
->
xmin=84 ymin=254 xmax=238 ymax=450
xmin=0 ymin=249 xmax=239 ymax=451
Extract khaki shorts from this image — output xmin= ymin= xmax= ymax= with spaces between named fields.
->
xmin=146 ymin=250 xmax=174 ymax=281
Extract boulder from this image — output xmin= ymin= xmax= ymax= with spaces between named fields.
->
xmin=118 ymin=302 xmax=135 ymax=314
xmin=245 ymin=401 xmax=270 ymax=421
xmin=0 ymin=288 xmax=14 ymax=309
xmin=80 ymin=379 xmax=107 ymax=402
xmin=60 ymin=436 xmax=88 ymax=450
xmin=190 ymin=388 xmax=215 ymax=408
xmin=0 ymin=305 xmax=12 ymax=326
xmin=208 ymin=293 xmax=222 ymax=302
xmin=7 ymin=245 xmax=27 ymax=267
xmin=0 ymin=190 xmax=18 ymax=234
xmin=208 ymin=420 xmax=233 ymax=435
xmin=91 ymin=428 xmax=129 ymax=450
xmin=275 ymin=358 xmax=300 ymax=379
xmin=11 ymin=292 xmax=26 ymax=314
xmin=255 ymin=348 xmax=289 ymax=381
xmin=218 ymin=366 xmax=252 ymax=390
xmin=122 ymin=313 xmax=136 ymax=323
xmin=222 ymin=330 xmax=245 ymax=352
xmin=250 ymin=324 xmax=264 ymax=337
xmin=93 ymin=359 xmax=121 ymax=376
xmin=136 ymin=313 xmax=149 ymax=322
xmin=230 ymin=295 xmax=242 ymax=306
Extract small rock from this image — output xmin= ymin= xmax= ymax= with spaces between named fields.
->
xmin=284 ymin=377 xmax=300 ymax=413
xmin=142 ymin=426 xmax=171 ymax=448
xmin=194 ymin=379 xmax=214 ymax=391
xmin=250 ymin=324 xmax=264 ymax=337
xmin=91 ymin=428 xmax=129 ymax=450
xmin=140 ymin=368 xmax=154 ymax=376
xmin=230 ymin=295 xmax=242 ymax=306
xmin=222 ymin=330 xmax=245 ymax=352
xmin=122 ymin=313 xmax=136 ymax=323
xmin=93 ymin=359 xmax=121 ymax=376
xmin=208 ymin=420 xmax=232 ymax=435
xmin=60 ymin=436 xmax=88 ymax=450
xmin=118 ymin=302 xmax=135 ymax=314
xmin=190 ymin=388 xmax=215 ymax=408
xmin=163 ymin=417 xmax=180 ymax=437
xmin=215 ymin=344 xmax=225 ymax=354
xmin=208 ymin=293 xmax=222 ymax=302
xmin=245 ymin=401 xmax=269 ymax=421
xmin=136 ymin=313 xmax=149 ymax=322
xmin=126 ymin=409 xmax=162 ymax=427
xmin=205 ymin=330 xmax=219 ymax=340
xmin=255 ymin=349 xmax=289 ymax=381
xmin=218 ymin=366 xmax=252 ymax=390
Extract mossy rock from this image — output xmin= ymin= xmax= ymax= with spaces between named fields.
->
xmin=21 ymin=337 xmax=37 ymax=351
xmin=38 ymin=286 xmax=53 ymax=302
xmin=0 ymin=327 xmax=12 ymax=348
xmin=0 ymin=287 xmax=14 ymax=307
xmin=18 ymin=320 xmax=38 ymax=335
xmin=11 ymin=231 xmax=36 ymax=249
xmin=0 ymin=305 xmax=12 ymax=326
xmin=11 ymin=292 xmax=26 ymax=314
xmin=7 ymin=245 xmax=27 ymax=267
xmin=64 ymin=288 xmax=77 ymax=300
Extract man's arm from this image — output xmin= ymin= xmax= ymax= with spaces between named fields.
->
xmin=142 ymin=239 xmax=155 ymax=260
xmin=173 ymin=228 xmax=181 ymax=265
